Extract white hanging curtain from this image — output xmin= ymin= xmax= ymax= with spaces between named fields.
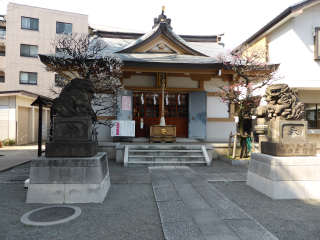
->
xmin=178 ymin=94 xmax=181 ymax=105
xmin=153 ymin=94 xmax=157 ymax=105
xmin=140 ymin=93 xmax=144 ymax=105
xmin=166 ymin=94 xmax=169 ymax=105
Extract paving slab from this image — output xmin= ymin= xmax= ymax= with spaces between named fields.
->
xmin=153 ymin=187 xmax=181 ymax=202
xmin=219 ymin=173 xmax=247 ymax=181
xmin=226 ymin=219 xmax=278 ymax=240
xmin=149 ymin=166 xmax=277 ymax=240
xmin=205 ymin=235 xmax=242 ymax=240
xmin=162 ymin=220 xmax=205 ymax=240
xmin=151 ymin=177 xmax=174 ymax=188
xmin=199 ymin=173 xmax=228 ymax=182
xmin=156 ymin=200 xmax=193 ymax=223
xmin=180 ymin=193 xmax=212 ymax=211
xmin=196 ymin=185 xmax=251 ymax=220
xmin=174 ymin=183 xmax=199 ymax=195
xmin=191 ymin=210 xmax=240 ymax=237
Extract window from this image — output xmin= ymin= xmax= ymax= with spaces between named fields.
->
xmin=21 ymin=17 xmax=39 ymax=31
xmin=0 ymin=51 xmax=4 ymax=56
xmin=56 ymin=22 xmax=72 ymax=34
xmin=20 ymin=72 xmax=37 ymax=85
xmin=20 ymin=44 xmax=38 ymax=58
xmin=0 ymin=76 xmax=4 ymax=83
xmin=305 ymin=104 xmax=320 ymax=128
xmin=0 ymin=27 xmax=5 ymax=38
xmin=55 ymin=74 xmax=67 ymax=86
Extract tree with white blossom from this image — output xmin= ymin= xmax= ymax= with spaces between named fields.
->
xmin=216 ymin=44 xmax=282 ymax=158
xmin=42 ymin=33 xmax=124 ymax=127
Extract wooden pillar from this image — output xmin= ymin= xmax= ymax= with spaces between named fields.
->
xmin=38 ymin=104 xmax=42 ymax=157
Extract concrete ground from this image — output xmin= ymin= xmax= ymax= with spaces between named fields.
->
xmin=0 ymin=149 xmax=320 ymax=239
xmin=0 ymin=143 xmax=46 ymax=172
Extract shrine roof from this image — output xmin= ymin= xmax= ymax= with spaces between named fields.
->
xmin=94 ymin=22 xmax=226 ymax=63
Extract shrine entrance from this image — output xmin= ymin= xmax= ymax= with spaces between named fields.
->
xmin=133 ymin=92 xmax=188 ymax=138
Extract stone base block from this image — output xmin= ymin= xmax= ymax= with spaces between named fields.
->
xmin=26 ymin=152 xmax=110 ymax=204
xmin=54 ymin=117 xmax=93 ymax=142
xmin=247 ymin=153 xmax=320 ymax=199
xmin=261 ymin=141 xmax=316 ymax=156
xmin=45 ymin=141 xmax=98 ymax=157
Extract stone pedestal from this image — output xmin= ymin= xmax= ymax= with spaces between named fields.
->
xmin=27 ymin=152 xmax=110 ymax=204
xmin=261 ymin=120 xmax=316 ymax=156
xmin=46 ymin=117 xmax=98 ymax=157
xmin=247 ymin=153 xmax=320 ymax=199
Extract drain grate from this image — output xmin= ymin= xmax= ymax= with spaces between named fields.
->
xmin=10 ymin=176 xmax=29 ymax=181
xmin=21 ymin=205 xmax=81 ymax=226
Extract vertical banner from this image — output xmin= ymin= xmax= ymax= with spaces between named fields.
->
xmin=122 ymin=96 xmax=131 ymax=111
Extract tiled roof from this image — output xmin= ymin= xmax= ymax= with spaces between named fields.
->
xmin=89 ymin=24 xmax=145 ymax=34
xmin=116 ymin=53 xmax=220 ymax=64
xmin=117 ymin=25 xmax=160 ymax=51
xmin=99 ymin=37 xmax=226 ymax=64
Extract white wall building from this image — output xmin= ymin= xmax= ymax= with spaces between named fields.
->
xmin=241 ymin=0 xmax=320 ymax=153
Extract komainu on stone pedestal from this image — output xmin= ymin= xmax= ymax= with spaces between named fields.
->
xmin=257 ymin=83 xmax=316 ymax=157
xmin=247 ymin=84 xmax=319 ymax=200
xmin=46 ymin=78 xmax=98 ymax=157
xmin=52 ymin=78 xmax=97 ymax=120
xmin=264 ymin=84 xmax=304 ymax=121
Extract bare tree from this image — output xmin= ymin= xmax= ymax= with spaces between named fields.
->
xmin=42 ymin=33 xmax=124 ymax=127
xmin=216 ymin=44 xmax=282 ymax=158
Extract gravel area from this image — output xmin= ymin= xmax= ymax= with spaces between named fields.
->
xmin=210 ymin=181 xmax=320 ymax=240
xmin=0 ymin=161 xmax=164 ymax=240
xmin=1 ymin=159 xmax=320 ymax=240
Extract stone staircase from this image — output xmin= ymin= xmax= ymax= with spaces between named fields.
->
xmin=124 ymin=145 xmax=211 ymax=167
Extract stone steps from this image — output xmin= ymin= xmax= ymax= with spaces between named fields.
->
xmin=124 ymin=145 xmax=210 ymax=167
xmin=128 ymin=161 xmax=206 ymax=166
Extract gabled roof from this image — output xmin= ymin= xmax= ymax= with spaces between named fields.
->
xmin=115 ymin=22 xmax=209 ymax=57
xmin=241 ymin=0 xmax=320 ymax=46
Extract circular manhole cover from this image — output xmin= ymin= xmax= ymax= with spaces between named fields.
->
xmin=21 ymin=205 xmax=81 ymax=226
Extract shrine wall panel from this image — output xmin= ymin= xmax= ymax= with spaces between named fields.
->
xmin=204 ymin=78 xmax=227 ymax=92
xmin=207 ymin=97 xmax=229 ymax=118
xmin=167 ymin=77 xmax=198 ymax=88
xmin=123 ymin=75 xmax=156 ymax=87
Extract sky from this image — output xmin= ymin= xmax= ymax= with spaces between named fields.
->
xmin=0 ymin=0 xmax=303 ymax=49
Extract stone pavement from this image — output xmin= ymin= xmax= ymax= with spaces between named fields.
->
xmin=1 ymin=160 xmax=320 ymax=239
xmin=0 ymin=144 xmax=45 ymax=172
xmin=149 ymin=166 xmax=277 ymax=240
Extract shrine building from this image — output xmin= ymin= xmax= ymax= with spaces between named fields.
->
xmin=88 ymin=9 xmax=237 ymax=142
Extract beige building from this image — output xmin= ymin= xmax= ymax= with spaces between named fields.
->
xmin=241 ymin=0 xmax=320 ymax=153
xmin=0 ymin=3 xmax=88 ymax=144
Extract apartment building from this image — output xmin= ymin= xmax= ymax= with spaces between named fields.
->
xmin=0 ymin=3 xmax=88 ymax=144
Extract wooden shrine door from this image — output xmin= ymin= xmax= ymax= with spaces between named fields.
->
xmin=133 ymin=92 xmax=188 ymax=138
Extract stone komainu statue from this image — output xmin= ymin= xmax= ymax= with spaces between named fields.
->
xmin=52 ymin=78 xmax=97 ymax=121
xmin=264 ymin=84 xmax=304 ymax=121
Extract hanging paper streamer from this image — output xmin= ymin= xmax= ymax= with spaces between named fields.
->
xmin=153 ymin=94 xmax=157 ymax=105
xmin=178 ymin=94 xmax=181 ymax=105
xmin=166 ymin=94 xmax=169 ymax=105
xmin=141 ymin=93 xmax=144 ymax=105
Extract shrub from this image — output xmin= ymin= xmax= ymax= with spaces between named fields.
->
xmin=2 ymin=138 xmax=16 ymax=146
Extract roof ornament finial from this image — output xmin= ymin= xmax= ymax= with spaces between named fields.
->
xmin=153 ymin=6 xmax=172 ymax=30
